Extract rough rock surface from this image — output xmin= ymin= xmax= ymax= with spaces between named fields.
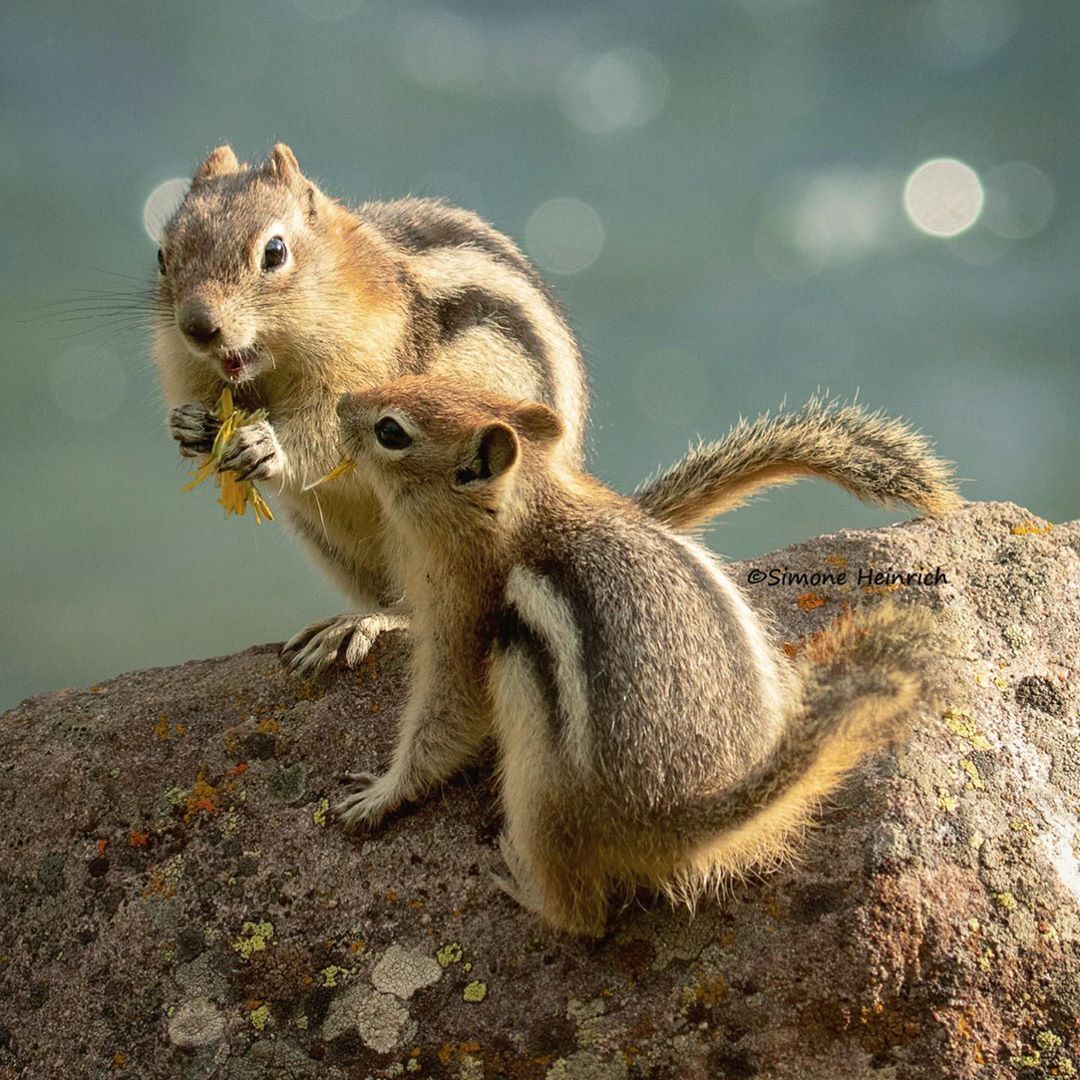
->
xmin=1 ymin=501 xmax=1077 ymax=1080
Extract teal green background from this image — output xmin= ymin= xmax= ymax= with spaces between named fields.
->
xmin=3 ymin=0 xmax=1078 ymax=710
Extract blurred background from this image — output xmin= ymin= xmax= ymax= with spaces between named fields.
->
xmin=3 ymin=0 xmax=1077 ymax=710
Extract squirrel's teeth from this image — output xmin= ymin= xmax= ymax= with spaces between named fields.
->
xmin=223 ymin=351 xmax=246 ymax=377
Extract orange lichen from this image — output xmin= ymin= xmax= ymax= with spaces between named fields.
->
xmin=861 ymin=583 xmax=902 ymax=596
xmin=438 ymin=1042 xmax=482 ymax=1066
xmin=183 ymin=772 xmax=221 ymax=822
xmin=1010 ymin=520 xmax=1052 ymax=536
xmin=128 ymin=831 xmax=149 ymax=848
xmin=796 ymin=592 xmax=826 ymax=611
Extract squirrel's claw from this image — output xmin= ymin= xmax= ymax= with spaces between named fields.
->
xmin=169 ymin=403 xmax=220 ymax=457
xmin=282 ymin=612 xmax=409 ymax=675
xmin=217 ymin=418 xmax=285 ymax=481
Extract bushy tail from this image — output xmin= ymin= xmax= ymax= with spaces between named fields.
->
xmin=665 ymin=602 xmax=939 ymax=877
xmin=633 ymin=397 xmax=961 ymax=530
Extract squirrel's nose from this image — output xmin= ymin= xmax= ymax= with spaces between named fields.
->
xmin=179 ymin=303 xmax=221 ymax=346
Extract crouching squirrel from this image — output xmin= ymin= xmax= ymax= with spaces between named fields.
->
xmin=152 ymin=143 xmax=958 ymax=675
xmin=332 ymin=375 xmax=944 ymax=937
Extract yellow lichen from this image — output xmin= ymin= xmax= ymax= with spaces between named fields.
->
xmin=937 ymin=788 xmax=959 ymax=812
xmin=320 ymin=965 xmax=350 ymax=987
xmin=994 ymin=891 xmax=1017 ymax=912
xmin=250 ymin=1003 xmax=270 ymax=1031
xmin=312 ymin=798 xmax=330 ymax=827
xmin=943 ymin=708 xmax=991 ymax=751
xmin=1036 ymin=1030 xmax=1062 ymax=1051
xmin=232 ymin=920 xmax=275 ymax=959
xmin=462 ymin=980 xmax=487 ymax=1003
xmin=959 ymin=759 xmax=985 ymax=791
xmin=182 ymin=387 xmax=274 ymax=523
xmin=436 ymin=942 xmax=464 ymax=968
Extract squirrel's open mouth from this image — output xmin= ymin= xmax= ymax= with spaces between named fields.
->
xmin=221 ymin=349 xmax=255 ymax=380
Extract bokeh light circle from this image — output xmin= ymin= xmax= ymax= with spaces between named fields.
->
xmin=525 ymin=198 xmax=605 ymax=275
xmin=559 ymin=48 xmax=669 ymax=133
xmin=903 ymin=158 xmax=984 ymax=238
xmin=983 ymin=162 xmax=1054 ymax=240
xmin=143 ymin=178 xmax=189 ymax=242
xmin=50 ymin=346 xmax=128 ymax=423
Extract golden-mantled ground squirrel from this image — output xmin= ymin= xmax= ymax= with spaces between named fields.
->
xmin=333 ymin=375 xmax=943 ymax=937
xmin=153 ymin=144 xmax=958 ymax=673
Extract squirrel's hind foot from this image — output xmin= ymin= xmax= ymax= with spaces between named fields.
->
xmin=282 ymin=612 xmax=409 ymax=675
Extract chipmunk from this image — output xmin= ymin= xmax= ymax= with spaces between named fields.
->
xmin=153 ymin=143 xmax=958 ymax=674
xmin=332 ymin=375 xmax=943 ymax=937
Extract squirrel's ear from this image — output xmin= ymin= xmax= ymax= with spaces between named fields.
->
xmin=264 ymin=143 xmax=303 ymax=187
xmin=514 ymin=402 xmax=563 ymax=445
xmin=456 ymin=423 xmax=519 ymax=486
xmin=193 ymin=145 xmax=239 ymax=184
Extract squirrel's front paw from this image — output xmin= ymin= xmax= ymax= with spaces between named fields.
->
xmin=335 ymin=771 xmax=405 ymax=834
xmin=219 ymin=419 xmax=285 ymax=481
xmin=169 ymin=403 xmax=220 ymax=458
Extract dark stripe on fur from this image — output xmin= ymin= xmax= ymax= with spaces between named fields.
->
xmin=361 ymin=197 xmax=564 ymax=312
xmin=433 ymin=286 xmax=555 ymax=407
xmin=496 ymin=603 xmax=563 ymax=744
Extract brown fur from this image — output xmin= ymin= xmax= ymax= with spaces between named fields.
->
xmin=634 ymin=395 xmax=961 ymax=529
xmin=334 ymin=375 xmax=944 ymax=937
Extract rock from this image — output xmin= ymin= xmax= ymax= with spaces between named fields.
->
xmin=370 ymin=945 xmax=443 ymax=1000
xmin=0 ymin=501 xmax=1076 ymax=1079
xmin=168 ymin=998 xmax=226 ymax=1049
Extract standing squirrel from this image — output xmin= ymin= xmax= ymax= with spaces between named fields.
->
xmin=153 ymin=143 xmax=959 ymax=673
xmin=332 ymin=375 xmax=943 ymax=937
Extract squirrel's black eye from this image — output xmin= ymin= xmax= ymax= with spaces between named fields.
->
xmin=157 ymin=249 xmax=166 ymax=274
xmin=262 ymin=236 xmax=288 ymax=270
xmin=374 ymin=416 xmax=412 ymax=450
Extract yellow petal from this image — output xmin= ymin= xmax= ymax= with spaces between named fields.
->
xmin=249 ymin=486 xmax=274 ymax=522
xmin=211 ymin=414 xmax=237 ymax=460
xmin=181 ymin=457 xmax=218 ymax=492
xmin=216 ymin=386 xmax=234 ymax=419
xmin=303 ymin=457 xmax=355 ymax=492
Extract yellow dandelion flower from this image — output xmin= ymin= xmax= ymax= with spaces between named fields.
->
xmin=182 ymin=387 xmax=274 ymax=524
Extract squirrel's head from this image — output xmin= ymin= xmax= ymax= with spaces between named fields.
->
xmin=336 ymin=375 xmax=564 ymax=536
xmin=154 ymin=143 xmax=392 ymax=386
